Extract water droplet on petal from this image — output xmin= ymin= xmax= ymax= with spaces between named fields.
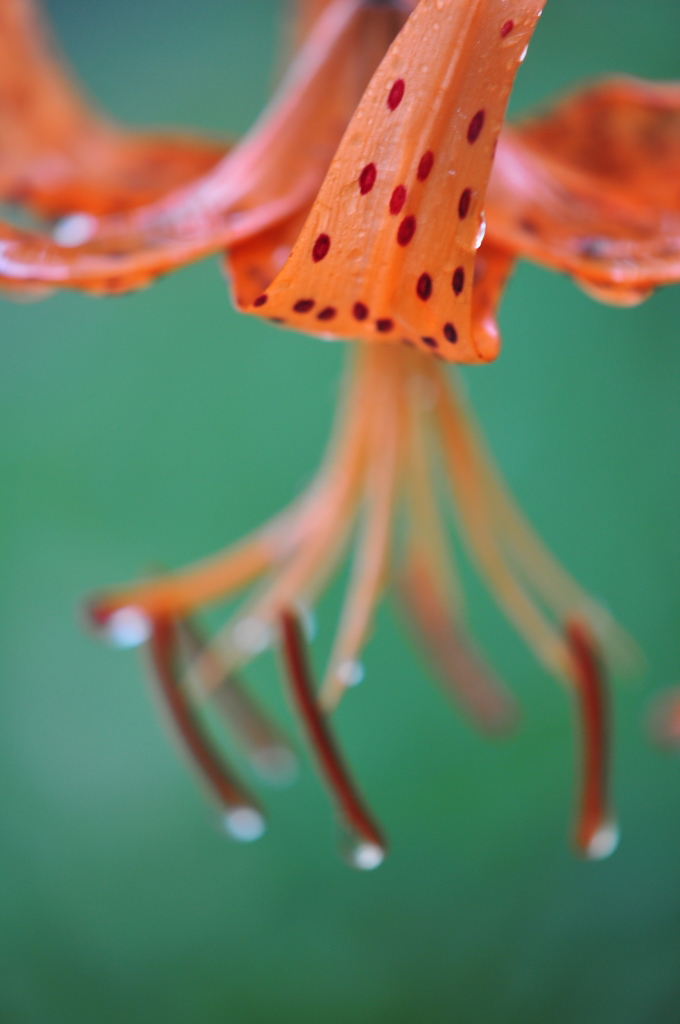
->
xmin=519 ymin=43 xmax=529 ymax=63
xmin=475 ymin=213 xmax=486 ymax=250
xmin=224 ymin=807 xmax=266 ymax=842
xmin=53 ymin=212 xmax=97 ymax=247
xmin=103 ymin=607 xmax=152 ymax=648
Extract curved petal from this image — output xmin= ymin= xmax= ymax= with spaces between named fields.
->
xmin=487 ymin=77 xmax=680 ymax=303
xmin=0 ymin=0 xmax=401 ymax=295
xmin=0 ymin=0 xmax=225 ymax=219
xmin=252 ymin=0 xmax=544 ymax=363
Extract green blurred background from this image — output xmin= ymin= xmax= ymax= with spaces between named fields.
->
xmin=1 ymin=1 xmax=679 ymax=1021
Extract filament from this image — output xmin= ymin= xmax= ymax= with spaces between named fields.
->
xmin=432 ymin=365 xmax=569 ymax=679
xmin=210 ymin=345 xmax=380 ymax=671
xmin=450 ymin=379 xmax=639 ymax=675
xmin=89 ymin=345 xmax=376 ymax=628
xmin=398 ymin=554 xmax=517 ymax=734
xmin=320 ymin=347 xmax=404 ymax=710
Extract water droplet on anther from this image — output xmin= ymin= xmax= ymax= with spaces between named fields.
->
xmin=584 ymin=822 xmax=619 ymax=860
xmin=337 ymin=659 xmax=365 ymax=688
xmin=348 ymin=840 xmax=385 ymax=871
xmin=224 ymin=807 xmax=266 ymax=842
xmin=103 ymin=607 xmax=151 ymax=648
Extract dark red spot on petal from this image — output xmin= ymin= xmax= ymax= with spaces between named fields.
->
xmin=376 ymin=318 xmax=394 ymax=332
xmin=387 ymin=78 xmax=405 ymax=111
xmin=397 ymin=215 xmax=416 ymax=246
xmin=458 ymin=188 xmax=472 ymax=219
xmin=452 ymin=267 xmax=465 ymax=295
xmin=421 ymin=336 xmax=438 ymax=348
xmin=389 ymin=185 xmax=407 ymax=215
xmin=417 ymin=150 xmax=434 ymax=181
xmin=416 ymin=273 xmax=432 ymax=300
xmin=352 ymin=301 xmax=369 ymax=321
xmin=501 ymin=19 xmax=514 ymax=37
xmin=519 ymin=217 xmax=539 ymax=235
xmin=359 ymin=163 xmax=377 ymax=195
xmin=444 ymin=323 xmax=458 ymax=343
xmin=253 ymin=294 xmax=268 ymax=307
xmin=467 ymin=110 xmax=485 ymax=143
xmin=293 ymin=299 xmax=315 ymax=313
xmin=312 ymin=233 xmax=330 ymax=262
xmin=317 ymin=306 xmax=337 ymax=321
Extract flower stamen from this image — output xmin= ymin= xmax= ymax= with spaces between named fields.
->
xmin=566 ymin=619 xmax=618 ymax=860
xmin=279 ymin=609 xmax=386 ymax=868
xmin=147 ymin=618 xmax=265 ymax=841
xmin=176 ymin=617 xmax=298 ymax=787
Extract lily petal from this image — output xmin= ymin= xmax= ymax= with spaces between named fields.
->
xmin=487 ymin=77 xmax=680 ymax=303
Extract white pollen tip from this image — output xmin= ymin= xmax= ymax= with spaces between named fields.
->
xmin=584 ymin=822 xmax=620 ymax=861
xmin=103 ymin=606 xmax=152 ymax=649
xmin=224 ymin=807 xmax=266 ymax=843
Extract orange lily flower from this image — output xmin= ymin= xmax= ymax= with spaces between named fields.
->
xmin=3 ymin=0 xmax=676 ymax=865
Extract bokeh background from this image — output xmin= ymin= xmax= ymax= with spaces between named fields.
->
xmin=1 ymin=1 xmax=679 ymax=1021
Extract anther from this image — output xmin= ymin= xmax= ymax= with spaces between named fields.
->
xmin=566 ymin=619 xmax=618 ymax=860
xmin=279 ymin=610 xmax=386 ymax=866
xmin=147 ymin=618 xmax=265 ymax=839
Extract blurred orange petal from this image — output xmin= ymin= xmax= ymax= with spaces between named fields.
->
xmin=487 ymin=77 xmax=680 ymax=303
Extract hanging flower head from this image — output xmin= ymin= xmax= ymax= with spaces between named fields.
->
xmin=2 ymin=0 xmax=677 ymax=865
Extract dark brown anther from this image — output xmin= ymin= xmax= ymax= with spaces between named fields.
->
xmin=566 ymin=619 xmax=618 ymax=860
xmin=147 ymin=618 xmax=266 ymax=841
xmin=279 ymin=610 xmax=386 ymax=868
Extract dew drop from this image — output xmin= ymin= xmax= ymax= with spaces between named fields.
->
xmin=475 ymin=213 xmax=486 ymax=250
xmin=53 ymin=212 xmax=96 ymax=247
xmin=224 ymin=807 xmax=266 ymax=842
xmin=348 ymin=840 xmax=385 ymax=871
xmin=102 ymin=607 xmax=152 ymax=648
xmin=584 ymin=822 xmax=620 ymax=861
xmin=337 ymin=659 xmax=365 ymax=688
